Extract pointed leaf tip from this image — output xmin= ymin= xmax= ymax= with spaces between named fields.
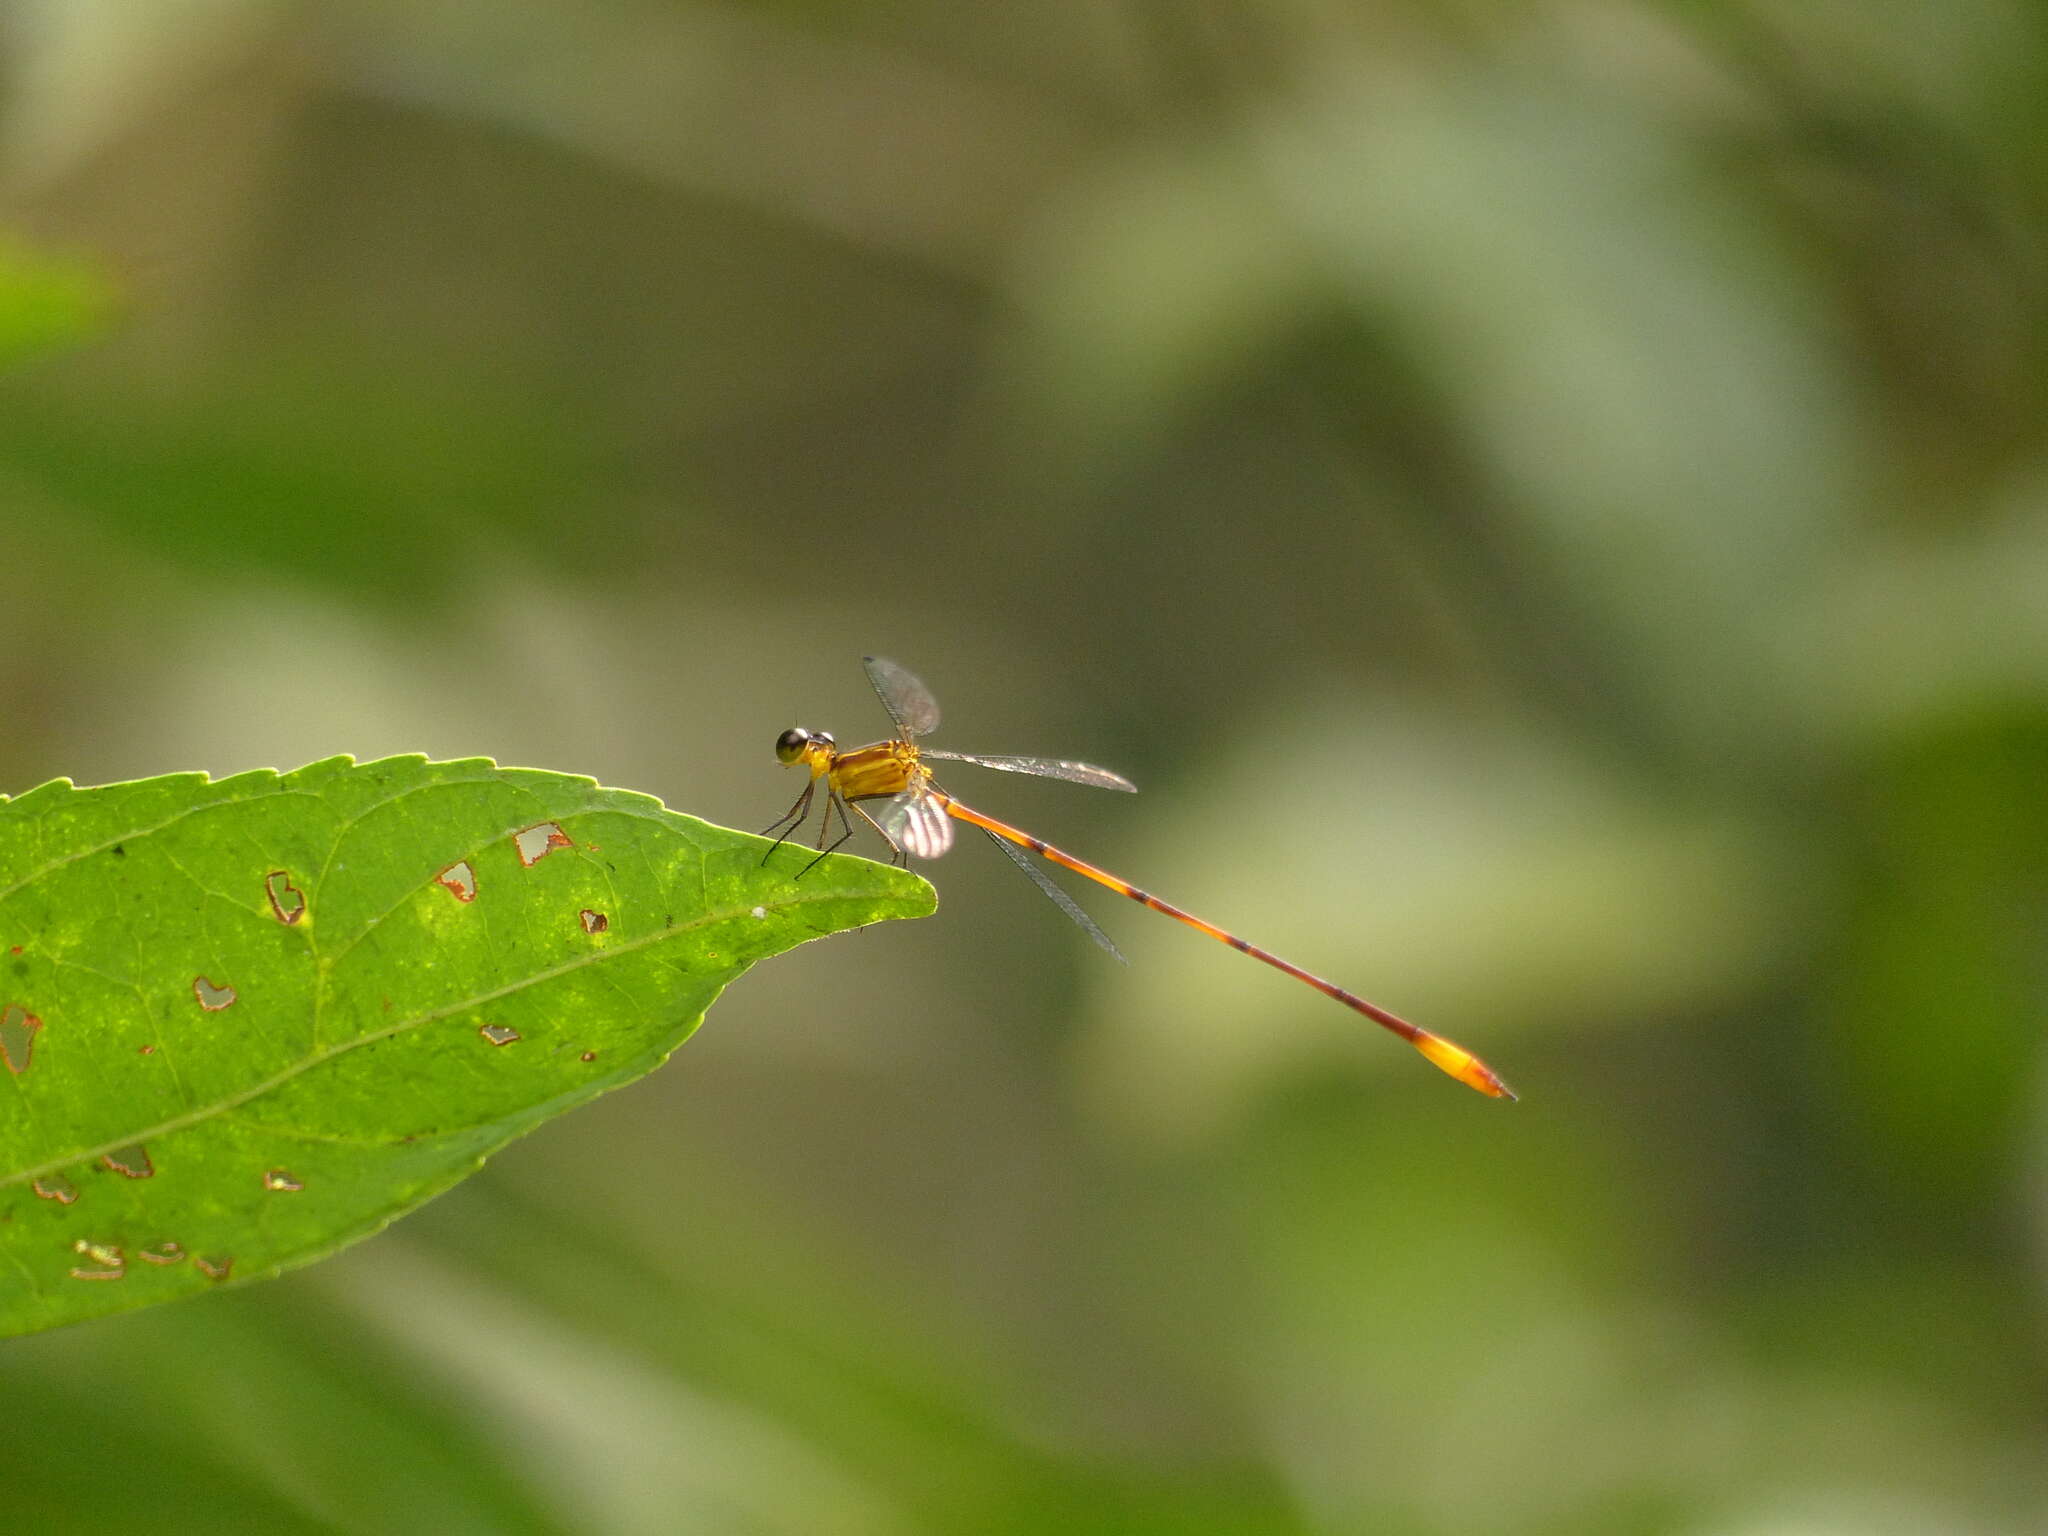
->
xmin=0 ymin=757 xmax=931 ymax=1337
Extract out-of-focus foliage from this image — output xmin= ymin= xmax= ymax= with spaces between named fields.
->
xmin=1 ymin=0 xmax=2043 ymax=1531
xmin=0 ymin=236 xmax=110 ymax=368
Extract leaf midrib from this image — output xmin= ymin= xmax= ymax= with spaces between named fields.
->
xmin=0 ymin=890 xmax=855 ymax=1191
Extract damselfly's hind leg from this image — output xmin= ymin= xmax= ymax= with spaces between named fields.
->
xmin=851 ymin=801 xmax=909 ymax=867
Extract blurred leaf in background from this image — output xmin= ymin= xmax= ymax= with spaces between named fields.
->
xmin=0 ymin=234 xmax=111 ymax=369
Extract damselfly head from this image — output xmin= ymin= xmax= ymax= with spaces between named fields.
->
xmin=775 ymin=727 xmax=833 ymax=766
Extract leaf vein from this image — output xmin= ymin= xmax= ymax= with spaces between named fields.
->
xmin=0 ymin=890 xmax=858 ymax=1191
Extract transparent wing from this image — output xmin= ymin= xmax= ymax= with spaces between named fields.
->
xmin=921 ymin=750 xmax=1135 ymax=792
xmin=874 ymin=787 xmax=954 ymax=859
xmin=862 ymin=656 xmax=941 ymax=740
xmin=980 ymin=828 xmax=1125 ymax=963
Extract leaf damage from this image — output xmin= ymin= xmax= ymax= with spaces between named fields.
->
xmin=0 ymin=754 xmax=933 ymax=1337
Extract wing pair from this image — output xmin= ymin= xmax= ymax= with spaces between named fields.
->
xmin=868 ymin=748 xmax=1135 ymax=862
xmin=872 ymin=785 xmax=1131 ymax=965
xmin=861 ymin=656 xmax=1134 ymax=961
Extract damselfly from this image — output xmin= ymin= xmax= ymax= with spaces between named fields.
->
xmin=765 ymin=657 xmax=1514 ymax=1099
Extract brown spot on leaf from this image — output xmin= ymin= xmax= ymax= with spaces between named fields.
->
xmin=101 ymin=1144 xmax=153 ymax=1179
xmin=0 ymin=1004 xmax=41 ymax=1075
xmin=193 ymin=976 xmax=237 ymax=1011
xmin=477 ymin=1023 xmax=521 ymax=1046
xmin=264 ymin=870 xmax=306 ymax=924
xmin=138 ymin=1043 xmax=156 ymax=1055
xmin=579 ymin=908 xmax=608 ymax=934
xmin=580 ymin=1051 xmax=597 ymax=1062
xmin=436 ymin=860 xmax=478 ymax=902
xmin=195 ymin=1254 xmax=234 ymax=1281
xmin=32 ymin=1175 xmax=78 ymax=1204
xmin=513 ymin=822 xmax=573 ymax=866
xmin=262 ymin=1169 xmax=303 ymax=1192
xmin=139 ymin=1242 xmax=185 ymax=1265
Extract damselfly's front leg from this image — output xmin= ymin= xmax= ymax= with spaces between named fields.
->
xmin=760 ymin=779 xmax=817 ymax=863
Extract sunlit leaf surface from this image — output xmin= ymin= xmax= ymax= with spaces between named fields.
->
xmin=0 ymin=756 xmax=931 ymax=1336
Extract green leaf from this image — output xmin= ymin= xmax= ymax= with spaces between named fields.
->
xmin=0 ymin=756 xmax=932 ymax=1337
xmin=0 ymin=237 xmax=114 ymax=371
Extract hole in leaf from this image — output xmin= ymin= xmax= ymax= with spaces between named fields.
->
xmin=32 ymin=1175 xmax=78 ymax=1204
xmin=264 ymin=870 xmax=306 ymax=924
xmin=436 ymin=860 xmax=479 ymax=902
xmin=514 ymin=823 xmax=573 ymax=866
xmin=0 ymin=1004 xmax=43 ymax=1075
xmin=262 ymin=1169 xmax=303 ymax=1192
xmin=194 ymin=1254 xmax=234 ymax=1282
xmin=139 ymin=1242 xmax=185 ymax=1265
xmin=193 ymin=976 xmax=237 ymax=1011
xmin=477 ymin=1023 xmax=521 ymax=1046
xmin=100 ymin=1144 xmax=153 ymax=1179
xmin=579 ymin=908 xmax=608 ymax=934
xmin=71 ymin=1239 xmax=123 ymax=1278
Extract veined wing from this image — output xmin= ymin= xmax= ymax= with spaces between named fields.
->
xmin=875 ymin=787 xmax=954 ymax=859
xmin=920 ymin=750 xmax=1135 ymax=792
xmin=862 ymin=656 xmax=941 ymax=740
xmin=979 ymin=827 xmax=1126 ymax=963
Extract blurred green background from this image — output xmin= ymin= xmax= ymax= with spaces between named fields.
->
xmin=4 ymin=1 xmax=2046 ymax=1531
